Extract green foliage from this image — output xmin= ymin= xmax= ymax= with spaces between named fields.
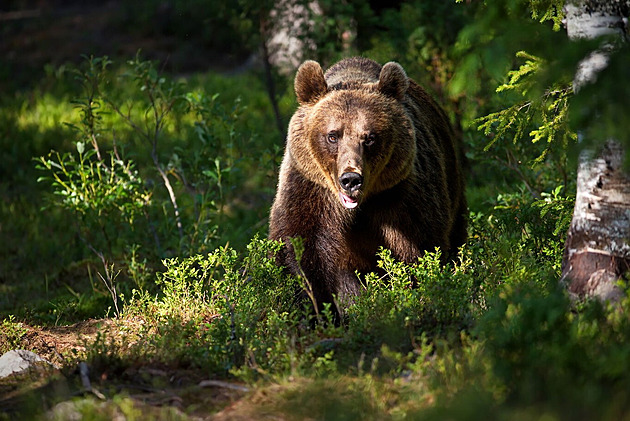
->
xmin=100 ymin=186 xmax=573 ymax=378
xmin=32 ymin=55 xmax=275 ymax=314
xmin=448 ymin=0 xmax=564 ymax=97
xmin=0 ymin=316 xmax=29 ymax=354
xmin=528 ymin=0 xmax=565 ymax=30
xmin=1 ymin=54 xmax=285 ymax=323
xmin=346 ymin=247 xmax=478 ymax=355
xmin=65 ymin=185 xmax=628 ymax=420
xmin=476 ymin=51 xmax=576 ymax=167
xmin=471 ymin=49 xmax=576 ymax=202
xmin=36 ymin=146 xmax=149 ymax=221
xmin=491 ymin=185 xmax=574 ymax=274
xmin=472 ymin=284 xmax=630 ymax=419
xmin=118 ymin=237 xmax=307 ymax=376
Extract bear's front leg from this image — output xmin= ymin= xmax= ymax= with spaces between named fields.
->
xmin=298 ymin=232 xmax=363 ymax=316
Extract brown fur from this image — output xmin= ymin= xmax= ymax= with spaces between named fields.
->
xmin=269 ymin=57 xmax=467 ymax=314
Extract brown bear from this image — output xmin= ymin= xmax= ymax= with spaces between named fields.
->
xmin=269 ymin=57 xmax=467 ymax=315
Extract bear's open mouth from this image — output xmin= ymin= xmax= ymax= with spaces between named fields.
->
xmin=339 ymin=192 xmax=359 ymax=209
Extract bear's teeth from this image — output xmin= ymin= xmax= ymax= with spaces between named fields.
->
xmin=339 ymin=192 xmax=358 ymax=209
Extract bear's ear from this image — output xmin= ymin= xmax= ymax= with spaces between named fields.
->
xmin=295 ymin=60 xmax=328 ymax=105
xmin=377 ymin=62 xmax=409 ymax=101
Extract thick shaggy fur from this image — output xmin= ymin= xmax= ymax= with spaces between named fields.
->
xmin=269 ymin=57 xmax=467 ymax=313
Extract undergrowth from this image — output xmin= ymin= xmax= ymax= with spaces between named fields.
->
xmin=46 ymin=188 xmax=630 ymax=420
xmin=34 ymin=184 xmax=630 ymax=420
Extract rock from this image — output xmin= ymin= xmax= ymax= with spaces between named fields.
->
xmin=46 ymin=401 xmax=83 ymax=421
xmin=0 ymin=349 xmax=54 ymax=378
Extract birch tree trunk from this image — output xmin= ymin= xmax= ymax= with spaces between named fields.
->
xmin=561 ymin=1 xmax=630 ymax=301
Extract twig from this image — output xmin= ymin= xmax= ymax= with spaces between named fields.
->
xmin=78 ymin=362 xmax=106 ymax=400
xmin=90 ymin=133 xmax=103 ymax=162
xmin=105 ymin=98 xmax=184 ymax=240
xmin=79 ymin=362 xmax=91 ymax=390
xmin=83 ymin=237 xmax=121 ymax=316
xmin=289 ymin=237 xmax=321 ymax=322
xmin=151 ymin=149 xmax=184 ymax=240
xmin=259 ymin=13 xmax=286 ymax=141
xmin=494 ymin=150 xmax=542 ymax=199
xmin=198 ymin=380 xmax=250 ymax=392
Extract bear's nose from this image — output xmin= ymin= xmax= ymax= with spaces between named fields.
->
xmin=339 ymin=172 xmax=363 ymax=192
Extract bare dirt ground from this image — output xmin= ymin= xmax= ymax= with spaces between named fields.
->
xmin=18 ymin=319 xmax=116 ymax=364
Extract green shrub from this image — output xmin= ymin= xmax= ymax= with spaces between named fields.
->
xmin=476 ymin=283 xmax=630 ymax=418
xmin=32 ymin=55 xmax=281 ymax=318
xmin=0 ymin=316 xmax=29 ymax=354
xmin=116 ymin=237 xmax=307 ymax=376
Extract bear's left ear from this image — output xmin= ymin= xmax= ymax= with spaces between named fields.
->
xmin=377 ymin=62 xmax=409 ymax=101
xmin=295 ymin=60 xmax=328 ymax=105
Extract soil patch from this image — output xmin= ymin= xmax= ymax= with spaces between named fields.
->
xmin=19 ymin=319 xmax=117 ymax=365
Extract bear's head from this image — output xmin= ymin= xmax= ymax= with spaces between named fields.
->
xmin=289 ymin=59 xmax=417 ymax=209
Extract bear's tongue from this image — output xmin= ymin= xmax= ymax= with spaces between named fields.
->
xmin=339 ymin=192 xmax=358 ymax=209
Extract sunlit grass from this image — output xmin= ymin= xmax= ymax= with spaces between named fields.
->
xmin=15 ymin=93 xmax=77 ymax=132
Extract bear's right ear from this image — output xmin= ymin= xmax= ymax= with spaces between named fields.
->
xmin=295 ymin=60 xmax=328 ymax=105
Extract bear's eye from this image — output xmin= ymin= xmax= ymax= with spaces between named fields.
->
xmin=327 ymin=132 xmax=338 ymax=143
xmin=364 ymin=133 xmax=377 ymax=146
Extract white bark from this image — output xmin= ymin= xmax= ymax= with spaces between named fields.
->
xmin=565 ymin=1 xmax=625 ymax=89
xmin=562 ymin=143 xmax=630 ymax=301
xmin=570 ymin=144 xmax=630 ymax=256
xmin=268 ymin=0 xmax=321 ymax=73
xmin=565 ymin=3 xmax=625 ymax=40
xmin=561 ymin=0 xmax=630 ymax=301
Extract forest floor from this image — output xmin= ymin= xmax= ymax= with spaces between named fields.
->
xmin=0 ymin=318 xmax=267 ymax=419
xmin=10 ymin=319 xmax=116 ymax=365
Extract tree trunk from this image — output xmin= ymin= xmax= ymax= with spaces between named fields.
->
xmin=561 ymin=1 xmax=630 ymax=301
xmin=259 ymin=13 xmax=286 ymax=141
xmin=561 ymin=142 xmax=630 ymax=301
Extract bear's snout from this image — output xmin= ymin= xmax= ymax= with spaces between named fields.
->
xmin=339 ymin=172 xmax=363 ymax=193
